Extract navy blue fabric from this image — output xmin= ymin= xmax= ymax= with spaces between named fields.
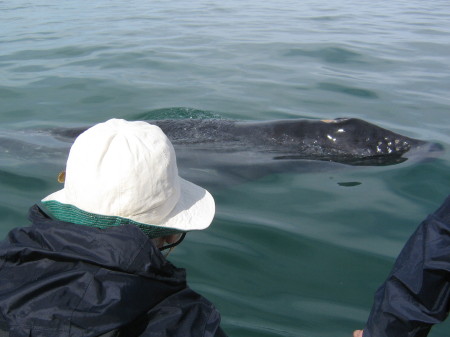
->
xmin=364 ymin=195 xmax=450 ymax=337
xmin=0 ymin=205 xmax=226 ymax=337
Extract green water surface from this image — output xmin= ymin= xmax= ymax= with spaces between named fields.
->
xmin=1 ymin=1 xmax=450 ymax=336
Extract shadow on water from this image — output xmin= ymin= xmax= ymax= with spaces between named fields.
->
xmin=284 ymin=46 xmax=366 ymax=64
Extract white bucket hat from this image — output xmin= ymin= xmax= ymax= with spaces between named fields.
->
xmin=41 ymin=118 xmax=215 ymax=238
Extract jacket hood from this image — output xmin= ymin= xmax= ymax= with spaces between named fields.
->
xmin=0 ymin=205 xmax=187 ymax=337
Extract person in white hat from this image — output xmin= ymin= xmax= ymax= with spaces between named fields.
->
xmin=0 ymin=119 xmax=227 ymax=337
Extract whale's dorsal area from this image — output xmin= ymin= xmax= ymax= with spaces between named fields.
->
xmin=1 ymin=117 xmax=442 ymax=188
xmin=51 ymin=117 xmax=441 ymax=167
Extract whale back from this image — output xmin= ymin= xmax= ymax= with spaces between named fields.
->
xmin=148 ymin=118 xmax=434 ymax=165
xmin=46 ymin=117 xmax=440 ymax=167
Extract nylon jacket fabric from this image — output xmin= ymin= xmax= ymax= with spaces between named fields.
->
xmin=0 ymin=205 xmax=226 ymax=337
xmin=364 ymin=195 xmax=450 ymax=337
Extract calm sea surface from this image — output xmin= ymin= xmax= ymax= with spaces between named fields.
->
xmin=1 ymin=1 xmax=450 ymax=336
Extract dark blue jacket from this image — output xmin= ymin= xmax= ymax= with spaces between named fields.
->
xmin=0 ymin=205 xmax=226 ymax=337
xmin=364 ymin=195 xmax=450 ymax=337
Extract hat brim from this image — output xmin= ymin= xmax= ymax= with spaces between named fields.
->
xmin=156 ymin=177 xmax=215 ymax=231
xmin=42 ymin=177 xmax=215 ymax=233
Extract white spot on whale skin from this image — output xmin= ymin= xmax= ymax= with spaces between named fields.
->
xmin=337 ymin=128 xmax=345 ymax=133
xmin=327 ymin=134 xmax=336 ymax=142
xmin=376 ymin=146 xmax=382 ymax=153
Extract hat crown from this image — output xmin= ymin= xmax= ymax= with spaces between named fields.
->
xmin=63 ymin=119 xmax=180 ymax=223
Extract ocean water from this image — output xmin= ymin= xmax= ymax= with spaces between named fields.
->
xmin=1 ymin=1 xmax=450 ymax=336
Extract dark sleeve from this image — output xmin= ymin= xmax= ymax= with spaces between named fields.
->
xmin=204 ymin=308 xmax=228 ymax=337
xmin=213 ymin=327 xmax=228 ymax=337
xmin=363 ymin=195 xmax=450 ymax=337
xmin=119 ymin=287 xmax=226 ymax=337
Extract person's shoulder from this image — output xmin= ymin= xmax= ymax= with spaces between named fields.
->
xmin=128 ymin=287 xmax=224 ymax=337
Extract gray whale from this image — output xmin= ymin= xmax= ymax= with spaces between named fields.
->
xmin=1 ymin=118 xmax=441 ymax=188
xmin=53 ymin=117 xmax=440 ymax=166
xmin=45 ymin=117 xmax=442 ymax=187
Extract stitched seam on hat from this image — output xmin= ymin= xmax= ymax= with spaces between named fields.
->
xmin=42 ymin=200 xmax=184 ymax=239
